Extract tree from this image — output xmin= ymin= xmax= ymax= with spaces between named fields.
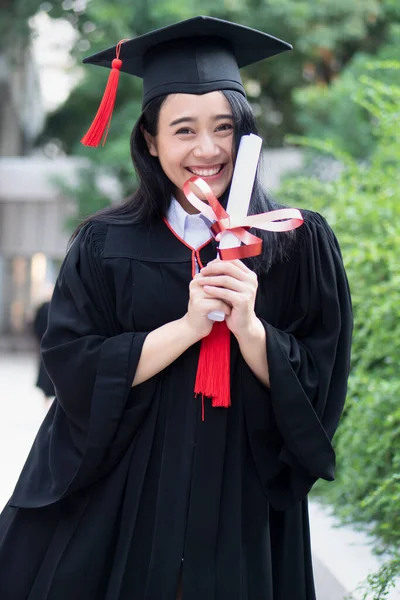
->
xmin=30 ymin=0 xmax=397 ymax=216
xmin=42 ymin=0 xmax=398 ymax=152
xmin=9 ymin=0 xmax=399 ymax=222
xmin=293 ymin=24 xmax=400 ymax=158
xmin=0 ymin=1 xmax=63 ymax=48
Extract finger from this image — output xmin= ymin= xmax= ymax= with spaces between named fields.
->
xmin=203 ymin=285 xmax=244 ymax=306
xmin=202 ymin=263 xmax=257 ymax=288
xmin=202 ymin=298 xmax=232 ymax=316
xmin=229 ymin=259 xmax=254 ymax=274
xmin=197 ymin=275 xmax=246 ymax=293
xmin=201 ymin=260 xmax=247 ymax=280
xmin=207 ymin=258 xmax=253 ymax=274
xmin=190 ymin=273 xmax=208 ymax=289
xmin=225 ymin=260 xmax=257 ymax=280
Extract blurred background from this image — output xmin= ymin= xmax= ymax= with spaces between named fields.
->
xmin=0 ymin=1 xmax=399 ymax=597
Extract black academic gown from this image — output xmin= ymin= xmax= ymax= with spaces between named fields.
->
xmin=33 ymin=302 xmax=56 ymax=397
xmin=0 ymin=211 xmax=353 ymax=600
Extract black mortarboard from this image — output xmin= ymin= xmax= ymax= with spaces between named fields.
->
xmin=81 ymin=16 xmax=292 ymax=147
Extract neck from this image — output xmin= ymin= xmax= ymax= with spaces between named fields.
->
xmin=174 ymin=188 xmax=200 ymax=214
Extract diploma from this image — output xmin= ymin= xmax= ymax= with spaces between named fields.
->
xmin=208 ymin=133 xmax=263 ymax=322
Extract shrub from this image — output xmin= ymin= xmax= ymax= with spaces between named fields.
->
xmin=278 ymin=61 xmax=400 ymax=597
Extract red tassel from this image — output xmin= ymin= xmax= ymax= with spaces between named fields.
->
xmin=81 ymin=41 xmax=126 ymax=147
xmin=195 ymin=321 xmax=231 ymax=420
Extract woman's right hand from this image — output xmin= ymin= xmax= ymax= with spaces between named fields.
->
xmin=183 ymin=273 xmax=232 ymax=340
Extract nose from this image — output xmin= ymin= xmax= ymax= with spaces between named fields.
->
xmin=192 ymin=132 xmax=220 ymax=160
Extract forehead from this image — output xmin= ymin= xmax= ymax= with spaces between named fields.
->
xmin=159 ymin=91 xmax=232 ymax=121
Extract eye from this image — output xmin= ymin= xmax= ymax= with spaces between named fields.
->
xmin=175 ymin=127 xmax=194 ymax=135
xmin=216 ymin=123 xmax=233 ymax=132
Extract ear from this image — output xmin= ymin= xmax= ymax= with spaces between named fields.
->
xmin=142 ymin=126 xmax=158 ymax=157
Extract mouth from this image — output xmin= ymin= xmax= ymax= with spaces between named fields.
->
xmin=185 ymin=164 xmax=226 ymax=179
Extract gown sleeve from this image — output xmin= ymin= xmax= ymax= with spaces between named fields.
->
xmin=9 ymin=222 xmax=150 ymax=509
xmin=249 ymin=212 xmax=353 ymax=509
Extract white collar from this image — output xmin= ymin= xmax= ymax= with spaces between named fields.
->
xmin=166 ymin=198 xmax=212 ymax=249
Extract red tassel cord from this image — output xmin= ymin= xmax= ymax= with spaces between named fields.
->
xmin=194 ymin=250 xmax=231 ymax=420
xmin=81 ymin=40 xmax=126 ymax=147
xmin=195 ymin=320 xmax=231 ymax=421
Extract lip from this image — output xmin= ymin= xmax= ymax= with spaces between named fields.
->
xmin=185 ymin=164 xmax=227 ymax=181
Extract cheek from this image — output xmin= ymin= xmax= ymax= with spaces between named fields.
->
xmin=158 ymin=141 xmax=187 ymax=175
xmin=226 ymin=140 xmax=235 ymax=163
xmin=220 ymin=137 xmax=234 ymax=169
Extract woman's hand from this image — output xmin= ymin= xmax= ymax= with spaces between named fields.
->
xmin=183 ymin=270 xmax=232 ymax=340
xmin=196 ymin=259 xmax=260 ymax=340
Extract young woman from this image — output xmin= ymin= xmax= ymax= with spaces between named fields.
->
xmin=0 ymin=16 xmax=352 ymax=600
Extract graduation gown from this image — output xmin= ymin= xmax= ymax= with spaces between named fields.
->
xmin=0 ymin=210 xmax=352 ymax=600
xmin=33 ymin=301 xmax=56 ymax=397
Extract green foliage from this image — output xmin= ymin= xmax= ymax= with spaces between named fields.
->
xmin=53 ymin=167 xmax=116 ymax=232
xmin=34 ymin=0 xmax=399 ymax=219
xmin=42 ymin=0 xmax=399 ymax=152
xmin=279 ymin=63 xmax=400 ymax=595
xmin=0 ymin=1 xmax=50 ymax=46
xmin=351 ymin=556 xmax=400 ymax=600
xmin=293 ymin=25 xmax=400 ymax=158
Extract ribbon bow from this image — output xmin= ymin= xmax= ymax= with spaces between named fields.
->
xmin=183 ymin=175 xmax=304 ymax=420
xmin=183 ymin=176 xmax=304 ymax=260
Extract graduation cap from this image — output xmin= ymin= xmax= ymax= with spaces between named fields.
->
xmin=81 ymin=16 xmax=292 ymax=147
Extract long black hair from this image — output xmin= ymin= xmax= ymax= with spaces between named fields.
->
xmin=70 ymin=90 xmax=296 ymax=272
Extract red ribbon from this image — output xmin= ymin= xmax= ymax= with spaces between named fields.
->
xmin=182 ymin=177 xmax=304 ymax=260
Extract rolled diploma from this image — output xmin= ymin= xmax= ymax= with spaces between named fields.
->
xmin=208 ymin=133 xmax=263 ymax=321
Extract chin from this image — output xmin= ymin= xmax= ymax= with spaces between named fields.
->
xmin=179 ymin=173 xmax=230 ymax=202
xmin=212 ymin=182 xmax=230 ymax=199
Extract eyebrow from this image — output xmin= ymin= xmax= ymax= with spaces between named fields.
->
xmin=169 ymin=114 xmax=234 ymax=127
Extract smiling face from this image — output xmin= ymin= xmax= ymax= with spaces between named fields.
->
xmin=143 ymin=91 xmax=234 ymax=212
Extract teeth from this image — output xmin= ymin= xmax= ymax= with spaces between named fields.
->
xmin=188 ymin=166 xmax=222 ymax=177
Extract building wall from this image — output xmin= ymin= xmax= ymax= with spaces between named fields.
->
xmin=0 ymin=199 xmax=70 ymax=260
xmin=0 ymin=41 xmax=45 ymax=338
xmin=0 ymin=196 xmax=71 ymax=334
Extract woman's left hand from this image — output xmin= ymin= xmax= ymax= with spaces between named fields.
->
xmin=197 ymin=259 xmax=259 ymax=339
